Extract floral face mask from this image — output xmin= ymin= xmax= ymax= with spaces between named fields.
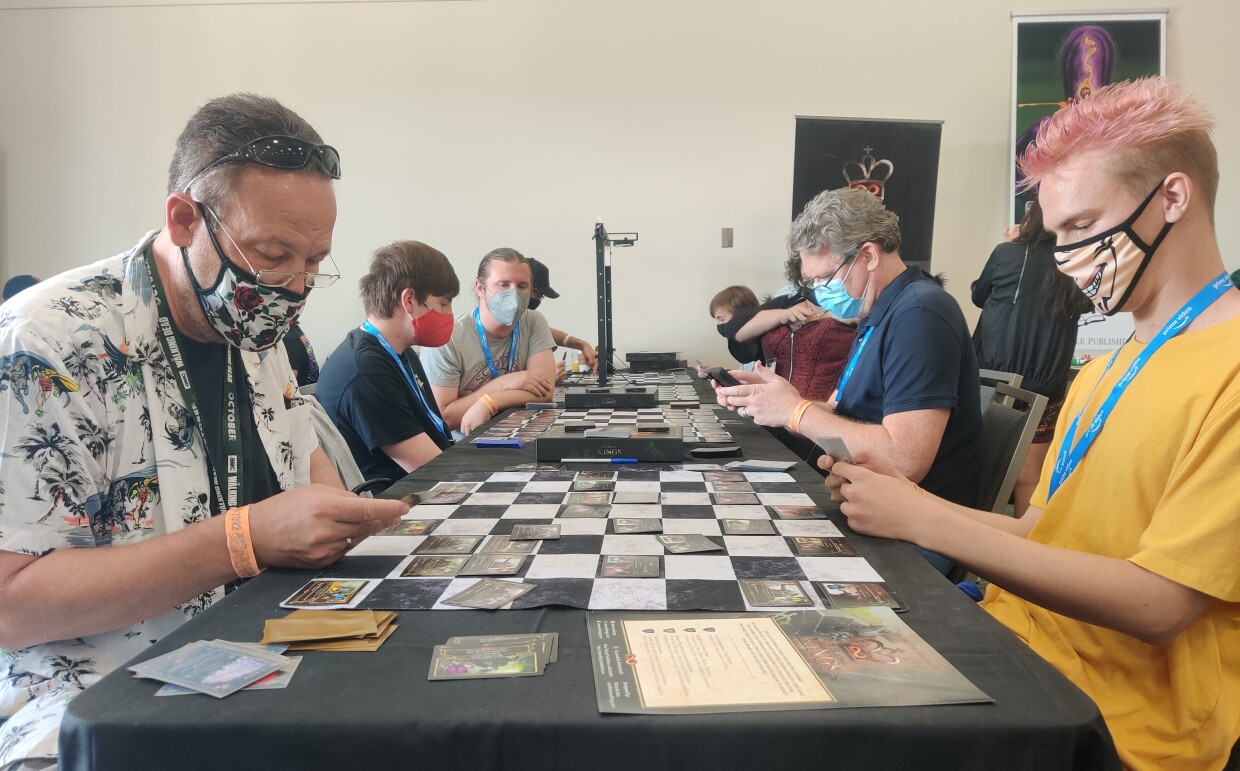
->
xmin=181 ymin=214 xmax=309 ymax=351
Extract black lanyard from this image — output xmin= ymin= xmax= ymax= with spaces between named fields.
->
xmin=143 ymin=246 xmax=245 ymax=515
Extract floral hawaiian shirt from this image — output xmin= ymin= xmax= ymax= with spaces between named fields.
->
xmin=0 ymin=231 xmax=317 ymax=767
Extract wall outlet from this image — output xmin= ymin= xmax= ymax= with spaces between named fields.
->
xmin=721 ymin=227 xmax=733 ymax=248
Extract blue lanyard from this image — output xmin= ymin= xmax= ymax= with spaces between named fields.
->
xmin=360 ymin=320 xmax=447 ymax=437
xmin=1049 ymin=272 xmax=1233 ymax=499
xmin=834 ymin=327 xmax=874 ymax=401
xmin=472 ymin=307 xmax=519 ymax=380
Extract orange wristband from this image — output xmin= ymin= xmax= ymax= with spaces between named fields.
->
xmin=480 ymin=394 xmax=499 ymax=417
xmin=226 ymin=505 xmax=262 ymax=579
xmin=788 ymin=400 xmax=814 ymax=434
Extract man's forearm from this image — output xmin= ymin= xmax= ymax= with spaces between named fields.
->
xmin=797 ymin=406 xmax=899 ymax=472
xmin=0 ymin=517 xmax=237 ymax=650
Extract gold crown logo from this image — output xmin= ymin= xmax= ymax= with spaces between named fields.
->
xmin=842 ymin=146 xmax=894 ymax=200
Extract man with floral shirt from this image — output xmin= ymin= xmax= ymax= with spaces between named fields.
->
xmin=0 ymin=94 xmax=406 ymax=769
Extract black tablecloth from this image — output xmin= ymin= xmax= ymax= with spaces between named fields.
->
xmin=60 ymin=381 xmax=1118 ymax=770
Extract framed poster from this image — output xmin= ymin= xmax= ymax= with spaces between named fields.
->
xmin=793 ymin=117 xmax=943 ymax=272
xmin=1011 ymin=12 xmax=1165 ymax=356
xmin=1011 ymin=12 xmax=1166 ymax=223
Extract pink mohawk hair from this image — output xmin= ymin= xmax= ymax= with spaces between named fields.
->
xmin=1018 ymin=77 xmax=1216 ymax=197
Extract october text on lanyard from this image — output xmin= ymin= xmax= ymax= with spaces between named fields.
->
xmin=1048 ymin=272 xmax=1234 ymax=499
xmin=143 ymin=246 xmax=245 ymax=516
xmin=360 ymin=320 xmax=448 ymax=438
xmin=473 ymin=306 xmax=519 ymax=380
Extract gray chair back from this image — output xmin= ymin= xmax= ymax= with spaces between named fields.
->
xmin=976 ymin=383 xmax=1047 ymax=514
xmin=302 ymin=394 xmax=368 ymax=495
xmin=978 ymin=368 xmax=1024 ymax=413
xmin=949 ymin=383 xmax=1048 ymax=585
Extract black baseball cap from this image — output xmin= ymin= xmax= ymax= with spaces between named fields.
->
xmin=527 ymin=258 xmax=559 ymax=298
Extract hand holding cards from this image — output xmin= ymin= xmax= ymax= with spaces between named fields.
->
xmin=815 ymin=434 xmax=855 ymax=464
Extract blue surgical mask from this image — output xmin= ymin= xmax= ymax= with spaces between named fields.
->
xmin=810 ymin=260 xmax=864 ymax=320
xmin=485 ymin=288 xmax=529 ymax=326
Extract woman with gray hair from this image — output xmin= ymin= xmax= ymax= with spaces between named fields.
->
xmin=713 ymin=188 xmax=982 ymax=575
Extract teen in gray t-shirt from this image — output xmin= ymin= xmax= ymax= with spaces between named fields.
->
xmin=422 ymin=308 xmax=555 ymax=395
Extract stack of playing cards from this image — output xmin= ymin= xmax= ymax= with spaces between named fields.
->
xmin=131 ymin=640 xmax=297 ymax=698
xmin=428 ymin=632 xmax=559 ymax=681
xmin=262 ymin=609 xmax=398 ymax=651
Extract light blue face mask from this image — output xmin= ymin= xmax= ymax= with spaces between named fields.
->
xmin=485 ymin=288 xmax=530 ymax=326
xmin=810 ymin=259 xmax=864 ymax=320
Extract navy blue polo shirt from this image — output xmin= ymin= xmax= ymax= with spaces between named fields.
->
xmin=835 ymin=267 xmax=982 ymax=507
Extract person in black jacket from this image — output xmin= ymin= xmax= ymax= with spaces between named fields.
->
xmin=971 ymin=200 xmax=1091 ymax=515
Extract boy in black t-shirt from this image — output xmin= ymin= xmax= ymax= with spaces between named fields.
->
xmin=316 ymin=241 xmax=461 ymax=492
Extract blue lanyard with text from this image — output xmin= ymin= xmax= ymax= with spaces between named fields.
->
xmin=834 ymin=327 xmax=874 ymax=402
xmin=1049 ymin=272 xmax=1233 ymax=499
xmin=472 ymin=306 xmax=519 ymax=380
xmin=360 ymin=320 xmax=447 ymax=437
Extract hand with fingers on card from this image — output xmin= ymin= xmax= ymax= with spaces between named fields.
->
xmin=248 ymin=484 xmax=408 ymax=569
xmin=822 ymin=449 xmax=932 ymax=542
xmin=713 ymin=362 xmax=803 ymax=427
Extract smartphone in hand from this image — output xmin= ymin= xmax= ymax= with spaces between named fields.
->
xmin=705 ymin=367 xmax=742 ymax=388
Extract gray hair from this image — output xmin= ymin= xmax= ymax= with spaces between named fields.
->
xmin=786 ymin=188 xmax=902 ymax=263
xmin=167 ymin=93 xmax=330 ymax=207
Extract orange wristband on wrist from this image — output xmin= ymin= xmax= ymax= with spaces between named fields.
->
xmin=480 ymin=394 xmax=499 ymax=417
xmin=788 ymin=400 xmax=814 ymax=434
xmin=225 ymin=505 xmax=262 ymax=579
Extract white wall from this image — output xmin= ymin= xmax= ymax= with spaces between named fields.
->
xmin=2 ymin=0 xmax=1237 ymax=367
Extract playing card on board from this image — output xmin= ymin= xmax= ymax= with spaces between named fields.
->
xmin=720 ymin=519 xmax=775 ymax=535
xmin=459 ymin=553 xmax=527 ymax=576
xmin=597 ymin=555 xmax=661 ymax=578
xmin=611 ymin=518 xmax=663 ymax=534
xmin=509 ymin=524 xmax=561 ymax=540
xmin=400 ymin=556 xmax=468 ymax=577
xmin=440 ymin=578 xmax=536 ymax=608
xmin=791 ymin=537 xmax=859 ymax=557
xmin=280 ymin=579 xmax=374 ymax=609
xmin=739 ymin=580 xmax=815 ymax=607
xmin=415 ymin=535 xmax=483 ymax=555
xmin=656 ymin=534 xmax=723 ymax=554
xmin=819 ymin=581 xmax=908 ymax=612
xmin=479 ymin=535 xmax=538 ymax=554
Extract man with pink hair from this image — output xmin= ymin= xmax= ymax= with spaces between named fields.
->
xmin=826 ymin=77 xmax=1240 ymax=769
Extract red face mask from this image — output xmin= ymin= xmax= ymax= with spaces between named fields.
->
xmin=412 ymin=308 xmax=454 ymax=347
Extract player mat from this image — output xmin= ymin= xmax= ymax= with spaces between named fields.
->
xmin=297 ymin=468 xmax=886 ymax=613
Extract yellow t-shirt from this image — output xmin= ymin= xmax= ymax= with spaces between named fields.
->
xmin=983 ymin=314 xmax=1240 ymax=770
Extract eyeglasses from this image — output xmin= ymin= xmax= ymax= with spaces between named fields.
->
xmin=796 ymin=255 xmax=852 ymax=290
xmin=197 ymin=202 xmax=342 ymax=289
xmin=183 ymin=135 xmax=342 ymax=193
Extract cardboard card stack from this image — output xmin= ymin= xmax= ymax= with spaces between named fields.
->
xmin=131 ymin=640 xmax=296 ymax=698
xmin=428 ymin=633 xmax=560 ymax=681
xmin=263 ymin=609 xmax=398 ymax=651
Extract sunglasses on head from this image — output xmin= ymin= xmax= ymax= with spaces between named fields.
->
xmin=183 ymin=135 xmax=341 ymax=193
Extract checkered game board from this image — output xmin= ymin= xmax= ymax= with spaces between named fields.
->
xmin=310 ymin=467 xmax=885 ymax=612
xmin=554 ymin=407 xmax=735 ymax=443
xmin=473 ymin=406 xmax=736 ymax=444
xmin=557 ymin=371 xmax=699 ymax=403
